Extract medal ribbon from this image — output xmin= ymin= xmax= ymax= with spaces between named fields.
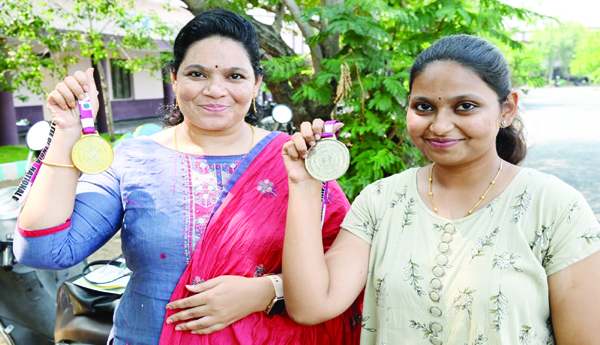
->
xmin=12 ymin=93 xmax=94 ymax=203
xmin=319 ymin=120 xmax=340 ymax=228
xmin=12 ymin=122 xmax=57 ymax=204
xmin=78 ymin=92 xmax=96 ymax=135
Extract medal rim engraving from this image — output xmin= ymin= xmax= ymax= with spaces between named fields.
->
xmin=305 ymin=138 xmax=350 ymax=181
xmin=71 ymin=134 xmax=114 ymax=174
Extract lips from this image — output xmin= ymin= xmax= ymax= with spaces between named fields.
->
xmin=201 ymin=104 xmax=229 ymax=112
xmin=425 ymin=138 xmax=465 ymax=149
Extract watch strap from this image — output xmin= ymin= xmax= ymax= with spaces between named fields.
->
xmin=266 ymin=274 xmax=284 ymax=299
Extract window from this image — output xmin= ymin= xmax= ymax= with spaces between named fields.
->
xmin=111 ymin=60 xmax=132 ymax=99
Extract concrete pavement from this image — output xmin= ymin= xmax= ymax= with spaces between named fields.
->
xmin=520 ymin=86 xmax=600 ymax=220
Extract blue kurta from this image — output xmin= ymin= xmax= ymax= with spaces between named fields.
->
xmin=14 ymin=133 xmax=279 ymax=344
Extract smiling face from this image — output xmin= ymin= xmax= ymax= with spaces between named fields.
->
xmin=407 ymin=61 xmax=516 ymax=167
xmin=170 ymin=36 xmax=262 ymax=131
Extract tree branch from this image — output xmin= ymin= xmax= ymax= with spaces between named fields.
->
xmin=282 ymin=0 xmax=323 ymax=73
xmin=181 ymin=0 xmax=206 ymax=15
xmin=273 ymin=1 xmax=285 ymax=33
xmin=308 ymin=19 xmax=321 ymax=30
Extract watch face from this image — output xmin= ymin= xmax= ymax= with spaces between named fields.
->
xmin=269 ymin=299 xmax=286 ymax=316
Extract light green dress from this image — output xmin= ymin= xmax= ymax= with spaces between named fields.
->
xmin=341 ymin=167 xmax=600 ymax=345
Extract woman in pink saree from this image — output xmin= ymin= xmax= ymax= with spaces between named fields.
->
xmin=160 ymin=132 xmax=361 ymax=344
xmin=159 ymin=9 xmax=361 ymax=345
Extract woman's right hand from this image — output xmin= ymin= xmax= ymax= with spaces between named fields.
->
xmin=282 ymin=119 xmax=344 ymax=184
xmin=47 ymin=68 xmax=99 ymax=132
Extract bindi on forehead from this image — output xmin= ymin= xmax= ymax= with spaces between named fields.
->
xmin=215 ymin=65 xmax=218 ymax=68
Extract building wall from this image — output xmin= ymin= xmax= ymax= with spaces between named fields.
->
xmin=13 ymin=56 xmax=166 ymax=125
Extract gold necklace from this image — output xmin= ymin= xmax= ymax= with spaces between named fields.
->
xmin=173 ymin=123 xmax=255 ymax=153
xmin=428 ymin=161 xmax=503 ymax=217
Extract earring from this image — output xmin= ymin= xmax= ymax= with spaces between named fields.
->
xmin=173 ymin=88 xmax=179 ymax=112
xmin=253 ymin=93 xmax=257 ymax=113
xmin=501 ymin=120 xmax=508 ymax=127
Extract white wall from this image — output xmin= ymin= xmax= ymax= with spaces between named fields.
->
xmin=132 ymin=69 xmax=164 ymax=100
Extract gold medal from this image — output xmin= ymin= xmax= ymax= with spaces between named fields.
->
xmin=71 ymin=133 xmax=114 ymax=174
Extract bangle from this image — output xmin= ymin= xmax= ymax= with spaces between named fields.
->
xmin=42 ymin=160 xmax=76 ymax=169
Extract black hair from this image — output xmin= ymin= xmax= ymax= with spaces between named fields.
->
xmin=409 ymin=34 xmax=527 ymax=165
xmin=164 ymin=9 xmax=262 ymax=126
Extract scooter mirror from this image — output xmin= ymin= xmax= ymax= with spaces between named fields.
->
xmin=26 ymin=121 xmax=51 ymax=151
xmin=0 ymin=187 xmax=21 ymax=220
xmin=272 ymin=104 xmax=293 ymax=124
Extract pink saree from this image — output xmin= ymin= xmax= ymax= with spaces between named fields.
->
xmin=160 ymin=133 xmax=361 ymax=345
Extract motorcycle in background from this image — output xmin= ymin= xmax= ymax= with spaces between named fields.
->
xmin=250 ymin=100 xmax=295 ymax=134
xmin=0 ymin=121 xmax=85 ymax=345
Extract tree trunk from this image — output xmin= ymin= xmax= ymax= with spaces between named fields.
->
xmin=0 ymin=90 xmax=19 ymax=146
xmin=94 ymin=59 xmax=115 ymax=141
xmin=0 ymin=39 xmax=19 ymax=146
xmin=546 ymin=58 xmax=554 ymax=85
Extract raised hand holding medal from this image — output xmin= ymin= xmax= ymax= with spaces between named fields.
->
xmin=305 ymin=120 xmax=350 ymax=181
xmin=71 ymin=92 xmax=114 ymax=174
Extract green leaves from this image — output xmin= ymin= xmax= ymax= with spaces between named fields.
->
xmin=571 ymin=30 xmax=600 ymax=84
xmin=262 ymin=54 xmax=312 ymax=83
xmin=1 ymin=0 xmax=176 ymax=96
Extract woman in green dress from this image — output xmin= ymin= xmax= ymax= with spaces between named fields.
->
xmin=281 ymin=34 xmax=600 ymax=344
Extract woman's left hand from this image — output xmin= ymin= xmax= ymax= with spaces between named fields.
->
xmin=165 ymin=275 xmax=273 ymax=335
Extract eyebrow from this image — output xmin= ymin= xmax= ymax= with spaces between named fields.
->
xmin=182 ymin=64 xmax=249 ymax=74
xmin=411 ymin=94 xmax=485 ymax=102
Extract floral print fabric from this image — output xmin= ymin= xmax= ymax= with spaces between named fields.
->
xmin=342 ymin=167 xmax=600 ymax=345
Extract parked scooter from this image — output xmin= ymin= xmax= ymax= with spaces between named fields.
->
xmin=0 ymin=121 xmax=84 ymax=345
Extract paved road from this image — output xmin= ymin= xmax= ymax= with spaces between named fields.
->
xmin=520 ymin=86 xmax=600 ymax=218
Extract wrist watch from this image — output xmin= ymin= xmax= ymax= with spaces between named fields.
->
xmin=264 ymin=275 xmax=285 ymax=315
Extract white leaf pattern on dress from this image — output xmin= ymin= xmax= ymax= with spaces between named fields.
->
xmin=404 ymin=259 xmax=425 ymax=297
xmin=490 ymin=286 xmax=509 ymax=332
xmin=580 ymin=227 xmax=600 ymax=245
xmin=492 ymin=252 xmax=523 ymax=272
xmin=389 ymin=185 xmax=407 ymax=208
xmin=375 ymin=274 xmax=388 ymax=306
xmin=408 ymin=319 xmax=438 ymax=339
xmin=518 ymin=325 xmax=535 ymax=344
xmin=529 ymin=224 xmax=553 ymax=250
xmin=354 ymin=217 xmax=381 ymax=240
xmin=454 ymin=287 xmax=476 ymax=319
xmin=566 ymin=199 xmax=580 ymax=224
xmin=401 ymin=197 xmax=417 ymax=232
xmin=464 ymin=334 xmax=488 ymax=345
xmin=511 ymin=189 xmax=531 ymax=223
xmin=485 ymin=196 xmax=500 ymax=217
xmin=471 ymin=227 xmax=501 ymax=262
